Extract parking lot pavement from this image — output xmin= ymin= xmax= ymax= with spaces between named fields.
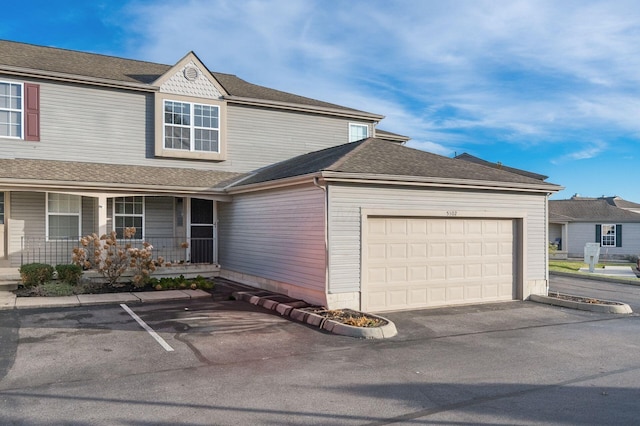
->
xmin=1 ymin=297 xmax=640 ymax=425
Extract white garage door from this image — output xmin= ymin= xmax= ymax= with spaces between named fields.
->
xmin=363 ymin=217 xmax=516 ymax=312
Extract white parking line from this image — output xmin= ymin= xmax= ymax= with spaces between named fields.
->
xmin=120 ymin=304 xmax=174 ymax=352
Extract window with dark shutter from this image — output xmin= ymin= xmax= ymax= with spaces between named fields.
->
xmin=24 ymin=83 xmax=40 ymax=141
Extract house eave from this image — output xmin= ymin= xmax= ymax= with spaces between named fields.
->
xmin=0 ymin=65 xmax=159 ymax=92
xmin=225 ymin=171 xmax=564 ymax=195
xmin=0 ymin=179 xmax=231 ymax=200
xmin=320 ymin=172 xmax=564 ymax=194
xmin=223 ymin=95 xmax=384 ymax=121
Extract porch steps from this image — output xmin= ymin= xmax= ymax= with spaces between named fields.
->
xmin=0 ymin=281 xmax=18 ymax=291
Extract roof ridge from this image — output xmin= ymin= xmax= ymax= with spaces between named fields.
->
xmin=326 ymin=138 xmax=374 ymax=171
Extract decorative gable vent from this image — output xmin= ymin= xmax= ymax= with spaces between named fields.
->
xmin=183 ymin=66 xmax=199 ymax=81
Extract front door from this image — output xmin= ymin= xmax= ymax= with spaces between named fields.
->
xmin=190 ymin=198 xmax=214 ymax=264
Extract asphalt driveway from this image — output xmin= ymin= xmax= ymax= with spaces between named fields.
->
xmin=1 ymin=280 xmax=640 ymax=425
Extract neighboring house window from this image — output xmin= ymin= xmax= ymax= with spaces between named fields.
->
xmin=0 ymin=81 xmax=40 ymax=141
xmin=596 ymin=224 xmax=622 ymax=247
xmin=349 ymin=123 xmax=369 ymax=142
xmin=164 ymin=100 xmax=219 ymax=152
xmin=47 ymin=193 xmax=81 ymax=239
xmin=114 ymin=196 xmax=144 ymax=239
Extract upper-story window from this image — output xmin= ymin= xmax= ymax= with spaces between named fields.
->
xmin=349 ymin=123 xmax=369 ymax=142
xmin=164 ymin=100 xmax=219 ymax=153
xmin=0 ymin=82 xmax=22 ymax=138
xmin=0 ymin=80 xmax=39 ymax=141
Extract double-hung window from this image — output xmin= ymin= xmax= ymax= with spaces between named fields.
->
xmin=47 ymin=193 xmax=81 ymax=240
xmin=0 ymin=82 xmax=22 ymax=138
xmin=114 ymin=197 xmax=144 ymax=239
xmin=349 ymin=123 xmax=369 ymax=142
xmin=164 ymin=100 xmax=219 ymax=152
xmin=601 ymin=224 xmax=616 ymax=247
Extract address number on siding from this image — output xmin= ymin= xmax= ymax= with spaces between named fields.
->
xmin=446 ymin=211 xmax=458 ymax=216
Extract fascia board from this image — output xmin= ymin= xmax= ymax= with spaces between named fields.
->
xmin=0 ymin=65 xmax=158 ymax=92
xmin=224 ymin=95 xmax=385 ymax=121
xmin=0 ymin=179 xmax=231 ymax=200
xmin=321 ymin=171 xmax=564 ymax=194
xmin=224 ymin=174 xmax=320 ymax=194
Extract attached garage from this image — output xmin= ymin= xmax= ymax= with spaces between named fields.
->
xmin=222 ymin=138 xmax=562 ymax=312
xmin=362 ymin=216 xmax=517 ymax=312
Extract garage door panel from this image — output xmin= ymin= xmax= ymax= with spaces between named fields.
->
xmin=409 ymin=266 xmax=427 ymax=281
xmin=364 ymin=217 xmax=516 ymax=312
xmin=388 ymin=243 xmax=407 ymax=259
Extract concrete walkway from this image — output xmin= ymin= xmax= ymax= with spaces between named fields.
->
xmin=0 ymin=289 xmax=212 ymax=310
xmin=578 ymin=265 xmax=638 ymax=278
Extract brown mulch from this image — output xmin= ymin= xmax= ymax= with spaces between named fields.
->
xmin=547 ymin=292 xmax=622 ymax=306
xmin=303 ymin=308 xmax=387 ymax=327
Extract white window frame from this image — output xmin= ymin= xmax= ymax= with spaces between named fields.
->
xmin=349 ymin=123 xmax=369 ymax=142
xmin=46 ymin=193 xmax=81 ymax=241
xmin=163 ymin=100 xmax=220 ymax=153
xmin=0 ymin=81 xmax=23 ymax=139
xmin=601 ymin=224 xmax=616 ymax=247
xmin=113 ymin=196 xmax=145 ymax=240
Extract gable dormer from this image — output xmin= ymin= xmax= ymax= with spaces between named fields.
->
xmin=153 ymin=52 xmax=227 ymax=161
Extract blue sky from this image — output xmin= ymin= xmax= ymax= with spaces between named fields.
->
xmin=4 ymin=0 xmax=640 ymax=200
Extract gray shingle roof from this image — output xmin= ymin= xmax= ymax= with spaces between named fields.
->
xmin=549 ymin=199 xmax=640 ymax=222
xmin=233 ymin=138 xmax=562 ymax=189
xmin=455 ymin=152 xmax=548 ymax=181
xmin=0 ymin=39 xmax=370 ymax=115
xmin=0 ymin=159 xmax=241 ymax=191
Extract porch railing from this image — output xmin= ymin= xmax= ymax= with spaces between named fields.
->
xmin=20 ymin=236 xmax=215 ymax=267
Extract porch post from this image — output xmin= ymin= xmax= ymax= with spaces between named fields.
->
xmin=98 ymin=195 xmax=108 ymax=236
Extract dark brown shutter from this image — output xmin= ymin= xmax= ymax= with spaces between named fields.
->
xmin=24 ymin=83 xmax=40 ymax=141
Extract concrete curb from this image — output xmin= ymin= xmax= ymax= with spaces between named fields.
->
xmin=232 ymin=291 xmax=398 ymax=339
xmin=1 ymin=289 xmax=212 ymax=310
xmin=530 ymin=293 xmax=633 ymax=314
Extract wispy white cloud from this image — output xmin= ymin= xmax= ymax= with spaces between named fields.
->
xmin=115 ymin=0 xmax=640 ymax=164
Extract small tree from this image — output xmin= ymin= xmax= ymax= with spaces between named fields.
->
xmin=72 ymin=227 xmax=164 ymax=287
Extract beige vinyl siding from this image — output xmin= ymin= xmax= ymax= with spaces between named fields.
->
xmin=0 ymin=76 xmax=371 ymax=173
xmin=81 ymin=197 xmax=96 ymax=236
xmin=566 ymin=222 xmax=640 ymax=258
xmin=218 ymin=184 xmax=326 ymax=291
xmin=145 ymin=197 xmax=174 ymax=238
xmin=327 ymin=184 xmax=548 ymax=294
xmin=218 ymin=104 xmax=366 ymax=172
xmin=8 ymin=192 xmax=45 ymax=266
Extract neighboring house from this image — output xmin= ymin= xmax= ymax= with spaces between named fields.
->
xmin=0 ymin=40 xmax=562 ymax=312
xmin=549 ymin=195 xmax=640 ymax=260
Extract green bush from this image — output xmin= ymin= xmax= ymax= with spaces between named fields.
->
xmin=148 ymin=275 xmax=214 ymax=290
xmin=19 ymin=263 xmax=54 ymax=287
xmin=32 ymin=282 xmax=78 ymax=297
xmin=55 ymin=264 xmax=83 ymax=285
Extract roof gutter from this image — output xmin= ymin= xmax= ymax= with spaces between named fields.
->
xmin=223 ymin=95 xmax=385 ymax=121
xmin=0 ymin=65 xmax=159 ymax=92
xmin=0 ymin=178 xmax=231 ymax=200
xmin=320 ymin=172 xmax=565 ymax=194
